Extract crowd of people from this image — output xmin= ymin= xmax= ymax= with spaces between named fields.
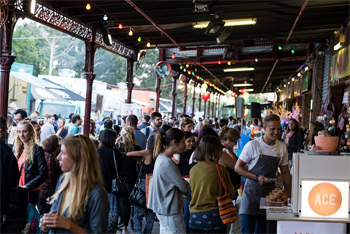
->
xmin=1 ymin=108 xmax=321 ymax=234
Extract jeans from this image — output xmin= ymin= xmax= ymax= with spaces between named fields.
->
xmin=156 ymin=212 xmax=186 ymax=234
xmin=183 ymin=197 xmax=190 ymax=233
xmin=241 ymin=214 xmax=266 ymax=234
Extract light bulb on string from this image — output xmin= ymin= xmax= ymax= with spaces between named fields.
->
xmin=86 ymin=2 xmax=91 ymax=10
xmin=137 ymin=37 xmax=141 ymax=42
xmin=128 ymin=28 xmax=133 ymax=36
xmin=155 ymin=45 xmax=158 ymax=51
xmin=186 ymin=64 xmax=189 ymax=68
xmin=172 ymin=53 xmax=175 ymax=59
xmin=255 ymin=57 xmax=258 ymax=62
xmin=118 ymin=23 xmax=123 ymax=29
xmin=146 ymin=42 xmax=151 ymax=47
xmin=103 ymin=14 xmax=108 ymax=21
xmin=227 ymin=61 xmax=231 ymax=65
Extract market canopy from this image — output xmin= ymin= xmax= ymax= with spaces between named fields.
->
xmin=14 ymin=0 xmax=349 ymax=94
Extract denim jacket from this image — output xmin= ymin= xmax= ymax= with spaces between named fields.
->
xmin=48 ymin=177 xmax=109 ymax=233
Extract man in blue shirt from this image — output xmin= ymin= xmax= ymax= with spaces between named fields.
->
xmin=127 ymin=114 xmax=146 ymax=150
xmin=68 ymin=114 xmax=82 ymax=135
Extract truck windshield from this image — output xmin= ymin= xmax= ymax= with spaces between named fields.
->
xmin=40 ymin=103 xmax=76 ymax=118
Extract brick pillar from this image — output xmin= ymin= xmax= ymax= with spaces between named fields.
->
xmin=301 ymin=94 xmax=312 ymax=128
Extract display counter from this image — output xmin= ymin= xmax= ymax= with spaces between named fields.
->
xmin=263 ymin=153 xmax=350 ymax=234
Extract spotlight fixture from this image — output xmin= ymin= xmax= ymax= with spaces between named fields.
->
xmin=224 ymin=68 xmax=254 ymax=72
xmin=146 ymin=42 xmax=151 ymax=47
xmin=204 ymin=20 xmax=225 ymax=35
xmin=103 ymin=14 xmax=108 ymax=21
xmin=223 ymin=48 xmax=234 ymax=60
xmin=118 ymin=23 xmax=123 ymax=29
xmin=128 ymin=28 xmax=133 ymax=36
xmin=86 ymin=1 xmax=91 ymax=10
xmin=172 ymin=53 xmax=175 ymax=59
xmin=23 ymin=0 xmax=37 ymax=14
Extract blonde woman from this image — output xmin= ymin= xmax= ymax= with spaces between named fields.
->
xmin=40 ymin=134 xmax=109 ymax=233
xmin=14 ymin=120 xmax=48 ymax=205
xmin=117 ymin=126 xmax=142 ymax=233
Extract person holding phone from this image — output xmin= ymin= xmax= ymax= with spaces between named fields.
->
xmin=40 ymin=134 xmax=109 ymax=233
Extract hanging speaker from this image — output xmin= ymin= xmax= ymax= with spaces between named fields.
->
xmin=251 ymin=102 xmax=261 ymax=118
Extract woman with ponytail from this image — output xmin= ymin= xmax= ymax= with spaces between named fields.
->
xmin=117 ymin=126 xmax=142 ymax=233
xmin=148 ymin=128 xmax=190 ymax=234
xmin=40 ymin=134 xmax=109 ymax=233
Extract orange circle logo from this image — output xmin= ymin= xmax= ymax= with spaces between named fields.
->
xmin=308 ymin=183 xmax=342 ymax=216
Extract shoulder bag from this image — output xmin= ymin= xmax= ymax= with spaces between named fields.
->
xmin=129 ymin=163 xmax=146 ymax=209
xmin=111 ymin=150 xmax=129 ymax=196
xmin=216 ymin=164 xmax=238 ymax=225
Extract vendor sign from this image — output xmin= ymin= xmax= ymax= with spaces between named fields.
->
xmin=300 ymin=180 xmax=349 ymax=219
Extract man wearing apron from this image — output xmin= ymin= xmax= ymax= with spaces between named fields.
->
xmin=235 ymin=114 xmax=291 ymax=234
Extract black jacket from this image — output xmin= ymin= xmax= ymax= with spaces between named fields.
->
xmin=1 ymin=140 xmax=20 ymax=216
xmin=97 ymin=145 xmax=123 ymax=193
xmin=17 ymin=144 xmax=48 ymax=191
xmin=286 ymin=131 xmax=304 ymax=158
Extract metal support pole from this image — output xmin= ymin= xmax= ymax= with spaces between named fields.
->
xmin=183 ymin=79 xmax=188 ymax=115
xmin=155 ymin=78 xmax=161 ymax=112
xmin=191 ymin=83 xmax=196 ymax=117
xmin=207 ymin=97 xmax=211 ymax=119
xmin=0 ymin=7 xmax=16 ymax=117
xmin=83 ymin=35 xmax=97 ymax=135
xmin=203 ymin=100 xmax=207 ymax=119
xmin=171 ymin=76 xmax=178 ymax=117
xmin=126 ymin=58 xmax=134 ymax=104
xmin=198 ymin=90 xmax=202 ymax=112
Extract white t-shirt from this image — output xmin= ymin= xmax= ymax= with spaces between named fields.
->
xmin=239 ymin=137 xmax=288 ymax=171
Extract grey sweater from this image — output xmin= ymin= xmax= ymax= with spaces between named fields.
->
xmin=148 ymin=154 xmax=190 ymax=215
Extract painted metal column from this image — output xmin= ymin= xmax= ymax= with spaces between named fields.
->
xmin=155 ymin=78 xmax=161 ymax=112
xmin=126 ymin=58 xmax=134 ymax=104
xmin=0 ymin=7 xmax=16 ymax=117
xmin=171 ymin=75 xmax=178 ymax=117
xmin=207 ymin=96 xmax=211 ymax=119
xmin=203 ymin=100 xmax=207 ymax=119
xmin=183 ymin=78 xmax=188 ymax=115
xmin=198 ymin=89 xmax=202 ymax=112
xmin=217 ymin=95 xmax=221 ymax=119
xmin=83 ymin=34 xmax=97 ymax=135
xmin=212 ymin=94 xmax=216 ymax=118
xmin=191 ymin=83 xmax=196 ymax=117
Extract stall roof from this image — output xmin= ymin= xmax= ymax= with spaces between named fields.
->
xmin=18 ymin=0 xmax=350 ymax=93
xmin=11 ymin=72 xmax=85 ymax=102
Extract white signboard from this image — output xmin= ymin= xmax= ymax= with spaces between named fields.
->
xmin=121 ymin=103 xmax=137 ymax=116
xmin=277 ymin=221 xmax=347 ymax=234
xmin=300 ymin=180 xmax=349 ymax=219
xmin=342 ymin=92 xmax=349 ymax=104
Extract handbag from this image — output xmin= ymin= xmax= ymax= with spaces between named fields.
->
xmin=111 ymin=150 xmax=129 ymax=196
xmin=128 ymin=163 xmax=146 ymax=208
xmin=216 ymin=164 xmax=238 ymax=225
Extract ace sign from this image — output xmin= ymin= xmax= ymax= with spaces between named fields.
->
xmin=301 ymin=181 xmax=349 ymax=219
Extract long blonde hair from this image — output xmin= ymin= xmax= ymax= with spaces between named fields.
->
xmin=14 ymin=120 xmax=38 ymax=164
xmin=50 ymin=134 xmax=106 ymax=222
xmin=119 ymin=126 xmax=136 ymax=153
